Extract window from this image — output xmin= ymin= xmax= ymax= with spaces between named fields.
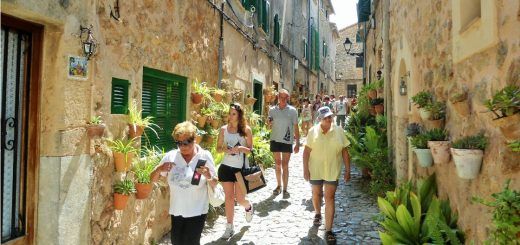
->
xmin=303 ymin=38 xmax=307 ymax=60
xmin=241 ymin=0 xmax=255 ymax=11
xmin=322 ymin=41 xmax=327 ymax=57
xmin=111 ymin=78 xmax=130 ymax=114
xmin=313 ymin=27 xmax=320 ymax=70
xmin=347 ymin=84 xmax=357 ymax=98
xmin=356 ymin=56 xmax=364 ymax=68
xmin=273 ymin=14 xmax=280 ymax=47
xmin=142 ymin=67 xmax=187 ymax=151
xmin=257 ymin=0 xmax=270 ymax=33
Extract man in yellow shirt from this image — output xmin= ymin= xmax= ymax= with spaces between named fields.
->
xmin=303 ymin=106 xmax=351 ymax=245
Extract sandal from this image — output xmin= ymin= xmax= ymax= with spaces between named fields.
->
xmin=313 ymin=214 xmax=322 ymax=226
xmin=325 ymin=231 xmax=336 ymax=245
xmin=273 ymin=186 xmax=281 ymax=195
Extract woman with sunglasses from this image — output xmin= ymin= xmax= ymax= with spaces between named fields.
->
xmin=216 ymin=103 xmax=254 ymax=239
xmin=151 ymin=121 xmax=218 ymax=245
xmin=303 ymin=106 xmax=351 ymax=245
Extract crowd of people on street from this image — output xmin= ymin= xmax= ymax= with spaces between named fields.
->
xmin=151 ymin=89 xmax=353 ymax=245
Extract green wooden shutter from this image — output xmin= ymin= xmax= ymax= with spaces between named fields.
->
xmin=303 ymin=39 xmax=307 ymax=60
xmin=256 ymin=0 xmax=263 ymax=28
xmin=314 ymin=28 xmax=320 ymax=70
xmin=262 ymin=0 xmax=270 ymax=33
xmin=111 ymin=78 xmax=129 ymax=114
xmin=274 ymin=15 xmax=280 ymax=47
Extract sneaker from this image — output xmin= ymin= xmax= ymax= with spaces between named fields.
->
xmin=221 ymin=223 xmax=234 ymax=239
xmin=245 ymin=203 xmax=254 ymax=222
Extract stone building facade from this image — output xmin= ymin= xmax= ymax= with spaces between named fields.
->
xmin=0 ymin=0 xmax=338 ymax=244
xmin=362 ymin=0 xmax=520 ymax=242
xmin=335 ymin=23 xmax=364 ymax=98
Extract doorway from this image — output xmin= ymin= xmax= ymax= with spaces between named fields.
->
xmin=253 ymin=80 xmax=262 ymax=115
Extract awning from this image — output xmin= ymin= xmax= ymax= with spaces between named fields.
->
xmin=357 ymin=0 xmax=371 ymax=22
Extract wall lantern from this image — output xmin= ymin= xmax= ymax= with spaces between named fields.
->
xmin=376 ymin=70 xmax=382 ymax=80
xmin=343 ymin=37 xmax=363 ymax=57
xmin=79 ymin=25 xmax=98 ymax=60
xmin=399 ymin=76 xmax=408 ymax=96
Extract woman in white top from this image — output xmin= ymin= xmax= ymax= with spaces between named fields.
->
xmin=151 ymin=121 xmax=218 ymax=245
xmin=216 ymin=103 xmax=254 ymax=239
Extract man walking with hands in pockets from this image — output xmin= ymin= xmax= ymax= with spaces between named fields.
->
xmin=267 ymin=89 xmax=300 ymax=198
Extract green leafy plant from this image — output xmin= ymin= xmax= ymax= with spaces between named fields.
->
xmin=426 ymin=101 xmax=446 ymax=120
xmin=507 ymin=140 xmax=520 ymax=152
xmin=114 ymin=179 xmax=136 ymax=195
xmin=411 ymin=91 xmax=433 ymax=108
xmin=484 ymin=85 xmax=520 ymax=119
xmin=370 ymin=98 xmax=385 ymax=106
xmin=406 ymin=123 xmax=423 ymax=137
xmin=211 ymin=87 xmax=226 ymax=96
xmin=107 ymin=138 xmax=137 ymax=154
xmin=426 ymin=128 xmax=449 ymax=141
xmin=410 ymin=133 xmax=431 ymax=149
xmin=451 ymin=133 xmax=488 ymax=150
xmin=472 ymin=179 xmax=520 ymax=244
xmin=88 ymin=116 xmax=103 ymax=125
xmin=127 ymin=100 xmax=160 ymax=137
xmin=192 ymin=80 xmax=213 ymax=102
xmin=132 ymin=148 xmax=164 ymax=184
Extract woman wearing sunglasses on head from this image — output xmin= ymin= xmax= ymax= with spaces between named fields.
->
xmin=216 ymin=103 xmax=254 ymax=240
xmin=151 ymin=121 xmax=218 ymax=245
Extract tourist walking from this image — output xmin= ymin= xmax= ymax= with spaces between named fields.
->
xmin=312 ymin=95 xmax=322 ymax=124
xmin=268 ymin=89 xmax=300 ymax=197
xmin=151 ymin=121 xmax=218 ymax=245
xmin=300 ymin=98 xmax=312 ymax=136
xmin=334 ymin=95 xmax=349 ymax=128
xmin=303 ymin=106 xmax=351 ymax=245
xmin=216 ymin=103 xmax=254 ymax=239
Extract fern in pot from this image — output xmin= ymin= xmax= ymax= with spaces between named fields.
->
xmin=86 ymin=116 xmax=106 ymax=138
xmin=132 ymin=148 xmax=163 ymax=199
xmin=426 ymin=129 xmax=450 ymax=164
xmin=450 ymin=133 xmax=488 ymax=179
xmin=410 ymin=133 xmax=433 ymax=167
xmin=113 ymin=178 xmax=136 ymax=210
xmin=108 ymin=138 xmax=137 ymax=172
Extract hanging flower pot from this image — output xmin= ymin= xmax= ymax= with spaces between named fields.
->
xmin=113 ymin=152 xmax=133 ymax=172
xmin=413 ymin=148 xmax=433 ymax=167
xmin=113 ymin=193 xmax=130 ymax=210
xmin=191 ymin=92 xmax=204 ymax=104
xmin=245 ymin=97 xmax=257 ymax=106
xmin=369 ymin=106 xmax=376 ymax=116
xmin=212 ymin=92 xmax=223 ymax=102
xmin=195 ymin=134 xmax=203 ymax=144
xmin=113 ymin=179 xmax=135 ymax=210
xmin=135 ymin=183 xmax=153 ymax=199
xmin=450 ymin=148 xmax=484 ymax=179
xmin=197 ymin=115 xmax=208 ymax=128
xmin=419 ymin=108 xmax=431 ymax=120
xmin=428 ymin=141 xmax=451 ymax=164
xmin=374 ymin=104 xmax=384 ymax=114
xmin=224 ymin=92 xmax=233 ymax=103
xmin=128 ymin=124 xmax=144 ymax=139
xmin=367 ymin=90 xmax=377 ymax=99
xmin=86 ymin=124 xmax=105 ymax=138
xmin=211 ymin=119 xmax=220 ymax=129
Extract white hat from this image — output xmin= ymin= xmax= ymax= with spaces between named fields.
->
xmin=317 ymin=106 xmax=334 ymax=119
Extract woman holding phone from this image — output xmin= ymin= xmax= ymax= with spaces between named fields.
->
xmin=216 ymin=103 xmax=254 ymax=239
xmin=151 ymin=121 xmax=218 ymax=245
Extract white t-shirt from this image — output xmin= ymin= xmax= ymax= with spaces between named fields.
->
xmin=334 ymin=100 xmax=348 ymax=115
xmin=160 ymin=145 xmax=216 ymax=217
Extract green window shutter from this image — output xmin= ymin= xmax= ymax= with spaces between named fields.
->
xmin=274 ymin=15 xmax=280 ymax=46
xmin=256 ymin=0 xmax=263 ymax=28
xmin=303 ymin=39 xmax=307 ymax=60
xmin=111 ymin=78 xmax=129 ymax=114
xmin=314 ymin=28 xmax=320 ymax=70
xmin=263 ymin=1 xmax=270 ymax=33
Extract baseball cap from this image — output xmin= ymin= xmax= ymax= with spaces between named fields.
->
xmin=317 ymin=106 xmax=334 ymax=119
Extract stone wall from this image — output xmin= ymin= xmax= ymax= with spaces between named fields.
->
xmin=335 ymin=24 xmax=363 ymax=97
xmin=386 ymin=0 xmax=520 ymax=242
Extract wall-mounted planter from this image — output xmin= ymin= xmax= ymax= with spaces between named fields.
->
xmin=212 ymin=92 xmax=223 ymax=102
xmin=135 ymin=183 xmax=153 ymax=199
xmin=367 ymin=90 xmax=377 ymax=99
xmin=413 ymin=148 xmax=433 ymax=167
xmin=113 ymin=193 xmax=130 ymax=210
xmin=211 ymin=119 xmax=220 ymax=129
xmin=86 ymin=124 xmax=105 ymax=138
xmin=245 ymin=97 xmax=257 ymax=106
xmin=450 ymin=148 xmax=484 ymax=179
xmin=197 ymin=116 xmax=208 ymax=128
xmin=374 ymin=104 xmax=384 ymax=114
xmin=451 ymin=100 xmax=470 ymax=117
xmin=419 ymin=108 xmax=431 ymax=120
xmin=195 ymin=134 xmax=203 ymax=144
xmin=114 ymin=152 xmax=134 ymax=172
xmin=191 ymin=92 xmax=203 ymax=104
xmin=491 ymin=114 xmax=520 ymax=140
xmin=428 ymin=141 xmax=451 ymax=164
xmin=128 ymin=124 xmax=144 ymax=139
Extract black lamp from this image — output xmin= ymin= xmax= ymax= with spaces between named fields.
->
xmin=343 ymin=37 xmax=363 ymax=57
xmin=80 ymin=25 xmax=98 ymax=60
xmin=399 ymin=77 xmax=408 ymax=96
xmin=376 ymin=70 xmax=382 ymax=80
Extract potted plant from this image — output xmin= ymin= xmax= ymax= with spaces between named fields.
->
xmin=425 ymin=101 xmax=446 ymax=128
xmin=195 ymin=129 xmax=207 ymax=144
xmin=411 ymin=91 xmax=433 ymax=120
xmin=128 ymin=100 xmax=158 ymax=139
xmin=484 ymin=85 xmax=520 ymax=119
xmin=191 ymin=80 xmax=212 ymax=104
xmin=507 ymin=140 xmax=520 ymax=152
xmin=197 ymin=107 xmax=212 ymax=128
xmin=426 ymin=128 xmax=450 ymax=164
xmin=450 ymin=133 xmax=488 ymax=179
xmin=406 ymin=123 xmax=423 ymax=137
xmin=210 ymin=114 xmax=221 ymax=129
xmin=245 ymin=93 xmax=257 ymax=106
xmin=410 ymin=133 xmax=433 ymax=167
xmin=86 ymin=116 xmax=105 ymax=138
xmin=370 ymin=98 xmax=384 ymax=115
xmin=132 ymin=148 xmax=163 ymax=199
xmin=108 ymin=138 xmax=137 ymax=172
xmin=449 ymin=90 xmax=470 ymax=116
xmin=364 ymin=82 xmax=378 ymax=99
xmin=113 ymin=178 xmax=136 ymax=210
xmin=211 ymin=87 xmax=226 ymax=103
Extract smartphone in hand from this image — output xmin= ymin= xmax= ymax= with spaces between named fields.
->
xmin=191 ymin=159 xmax=207 ymax=185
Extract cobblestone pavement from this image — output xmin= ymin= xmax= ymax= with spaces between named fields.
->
xmin=159 ymin=140 xmax=381 ymax=244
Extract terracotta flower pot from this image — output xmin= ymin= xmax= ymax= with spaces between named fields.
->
xmin=212 ymin=92 xmax=223 ymax=102
xmin=197 ymin=116 xmax=208 ymax=128
xmin=224 ymin=93 xmax=233 ymax=103
xmin=369 ymin=106 xmax=376 ymax=116
xmin=245 ymin=97 xmax=257 ymax=106
xmin=128 ymin=124 xmax=144 ymax=139
xmin=205 ymin=135 xmax=214 ymax=145
xmin=195 ymin=135 xmax=203 ymax=144
xmin=374 ymin=104 xmax=384 ymax=114
xmin=135 ymin=183 xmax=153 ymax=199
xmin=451 ymin=101 xmax=470 ymax=117
xmin=113 ymin=193 xmax=130 ymax=210
xmin=428 ymin=141 xmax=451 ymax=164
xmin=86 ymin=124 xmax=105 ymax=138
xmin=113 ymin=152 xmax=133 ymax=172
xmin=419 ymin=108 xmax=431 ymax=120
xmin=450 ymin=148 xmax=484 ymax=179
xmin=211 ymin=119 xmax=220 ymax=129
xmin=367 ymin=90 xmax=377 ymax=99
xmin=413 ymin=148 xmax=433 ymax=167
xmin=191 ymin=92 xmax=204 ymax=104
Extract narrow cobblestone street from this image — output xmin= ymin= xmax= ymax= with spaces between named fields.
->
xmin=159 ymin=138 xmax=381 ymax=244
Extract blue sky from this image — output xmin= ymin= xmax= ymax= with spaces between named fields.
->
xmin=329 ymin=0 xmax=358 ymax=30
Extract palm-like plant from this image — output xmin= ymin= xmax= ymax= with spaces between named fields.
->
xmin=107 ymin=138 xmax=137 ymax=154
xmin=114 ymin=179 xmax=136 ymax=195
xmin=132 ymin=148 xmax=164 ymax=184
xmin=485 ymin=85 xmax=520 ymax=118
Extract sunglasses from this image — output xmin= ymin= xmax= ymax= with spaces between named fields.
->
xmin=230 ymin=103 xmax=241 ymax=109
xmin=175 ymin=138 xmax=194 ymax=147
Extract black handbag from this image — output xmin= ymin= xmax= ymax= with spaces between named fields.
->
xmin=235 ymin=151 xmax=267 ymax=194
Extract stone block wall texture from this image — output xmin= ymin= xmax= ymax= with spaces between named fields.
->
xmin=383 ymin=0 xmax=520 ymax=242
xmin=335 ymin=24 xmax=364 ymax=97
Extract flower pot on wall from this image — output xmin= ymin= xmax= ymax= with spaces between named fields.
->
xmin=195 ymin=135 xmax=203 ymax=144
xmin=211 ymin=119 xmax=220 ymax=129
xmin=191 ymin=92 xmax=203 ymax=104
xmin=135 ymin=183 xmax=153 ymax=199
xmin=450 ymin=148 xmax=484 ymax=179
xmin=128 ymin=124 xmax=144 ymax=139
xmin=374 ymin=104 xmax=384 ymax=114
xmin=245 ymin=97 xmax=257 ymax=106
xmin=212 ymin=92 xmax=223 ymax=102
xmin=113 ymin=193 xmax=130 ymax=210
xmin=419 ymin=108 xmax=431 ymax=120
xmin=428 ymin=141 xmax=451 ymax=164
xmin=369 ymin=106 xmax=376 ymax=116
xmin=86 ymin=125 xmax=105 ymax=138
xmin=197 ymin=116 xmax=208 ymax=128
xmin=113 ymin=152 xmax=133 ymax=172
xmin=451 ymin=101 xmax=470 ymax=117
xmin=367 ymin=90 xmax=377 ymax=99
xmin=413 ymin=148 xmax=433 ymax=167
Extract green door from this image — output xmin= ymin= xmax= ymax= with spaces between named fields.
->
xmin=142 ymin=67 xmax=187 ymax=151
xmin=253 ymin=80 xmax=263 ymax=115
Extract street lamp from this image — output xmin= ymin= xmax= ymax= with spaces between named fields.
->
xmin=80 ymin=25 xmax=98 ymax=60
xmin=399 ymin=77 xmax=408 ymax=96
xmin=343 ymin=37 xmax=363 ymax=57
